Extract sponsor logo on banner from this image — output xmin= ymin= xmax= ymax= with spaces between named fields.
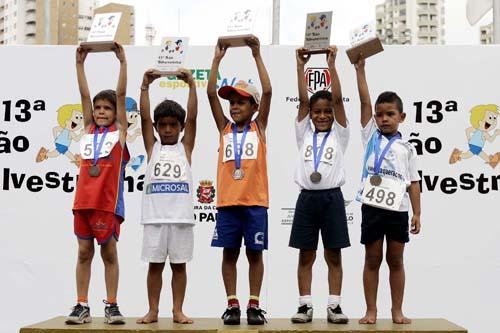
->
xmin=280 ymin=200 xmax=355 ymax=226
xmin=305 ymin=67 xmax=331 ymax=94
xmin=159 ymin=69 xmax=253 ymax=92
xmin=194 ymin=179 xmax=217 ymax=222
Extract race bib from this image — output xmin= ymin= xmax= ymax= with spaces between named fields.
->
xmin=361 ymin=176 xmax=406 ymax=211
xmin=80 ymin=131 xmax=120 ymax=160
xmin=222 ymin=131 xmax=259 ymax=162
xmin=151 ymin=151 xmax=187 ymax=181
xmin=303 ymin=135 xmax=335 ymax=165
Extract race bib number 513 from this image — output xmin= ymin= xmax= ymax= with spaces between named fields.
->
xmin=80 ymin=131 xmax=120 ymax=160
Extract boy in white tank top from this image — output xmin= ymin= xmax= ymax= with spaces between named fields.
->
xmin=136 ymin=68 xmax=198 ymax=324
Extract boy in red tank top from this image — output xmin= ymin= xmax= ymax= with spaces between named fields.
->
xmin=66 ymin=43 xmax=129 ymax=325
xmin=207 ymin=36 xmax=272 ymax=325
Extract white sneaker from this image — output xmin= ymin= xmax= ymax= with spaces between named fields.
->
xmin=291 ymin=304 xmax=313 ymax=323
xmin=327 ymin=305 xmax=348 ymax=324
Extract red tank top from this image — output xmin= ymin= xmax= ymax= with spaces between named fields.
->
xmin=73 ymin=124 xmax=130 ymax=219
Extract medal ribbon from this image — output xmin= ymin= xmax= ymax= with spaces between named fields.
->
xmin=232 ymin=122 xmax=251 ymax=170
xmin=373 ymin=131 xmax=401 ymax=175
xmin=93 ymin=126 xmax=110 ymax=166
xmin=312 ymin=131 xmax=331 ymax=173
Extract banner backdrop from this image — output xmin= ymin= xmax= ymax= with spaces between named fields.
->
xmin=0 ymin=45 xmax=499 ymax=333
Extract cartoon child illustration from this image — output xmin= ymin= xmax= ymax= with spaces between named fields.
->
xmin=319 ymin=14 xmax=328 ymax=29
xmin=125 ymin=97 xmax=145 ymax=171
xmin=175 ymin=39 xmax=184 ymax=54
xmin=450 ymin=104 xmax=500 ymax=168
xmin=36 ymin=104 xmax=84 ymax=167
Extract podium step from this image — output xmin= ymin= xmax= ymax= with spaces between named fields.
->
xmin=20 ymin=317 xmax=467 ymax=333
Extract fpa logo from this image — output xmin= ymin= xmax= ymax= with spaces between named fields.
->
xmin=305 ymin=67 xmax=331 ymax=94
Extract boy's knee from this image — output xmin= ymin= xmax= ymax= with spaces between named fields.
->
xmin=223 ymin=248 xmax=240 ymax=263
xmin=365 ymin=253 xmax=383 ymax=270
xmin=78 ymin=247 xmax=94 ymax=263
xmin=386 ymin=254 xmax=404 ymax=270
xmin=170 ymin=262 xmax=186 ymax=274
xmin=100 ymin=246 xmax=118 ymax=265
xmin=245 ymin=249 xmax=263 ymax=265
xmin=298 ymin=250 xmax=316 ymax=267
xmin=324 ymin=249 xmax=341 ymax=267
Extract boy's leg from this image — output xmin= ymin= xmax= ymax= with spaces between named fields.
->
xmin=171 ymin=263 xmax=193 ymax=324
xmin=297 ymin=250 xmax=316 ymax=296
xmin=222 ymin=248 xmax=240 ymax=296
xmin=246 ymin=249 xmax=263 ymax=297
xmin=386 ymin=239 xmax=411 ymax=324
xmin=76 ymin=238 xmax=94 ymax=301
xmin=100 ymin=237 xmax=119 ymax=303
xmin=137 ymin=262 xmax=164 ymax=324
xmin=324 ymin=249 xmax=342 ymax=295
xmin=359 ymin=239 xmax=383 ymax=324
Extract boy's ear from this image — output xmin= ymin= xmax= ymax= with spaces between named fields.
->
xmin=400 ymin=112 xmax=407 ymax=123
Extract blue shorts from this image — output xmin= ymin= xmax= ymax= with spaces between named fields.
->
xmin=211 ymin=206 xmax=268 ymax=251
xmin=55 ymin=143 xmax=69 ymax=154
xmin=469 ymin=144 xmax=483 ymax=155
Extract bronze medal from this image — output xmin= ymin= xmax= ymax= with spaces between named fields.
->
xmin=310 ymin=171 xmax=322 ymax=183
xmin=370 ymin=175 xmax=382 ymax=186
xmin=232 ymin=168 xmax=244 ymax=180
xmin=89 ymin=165 xmax=101 ymax=177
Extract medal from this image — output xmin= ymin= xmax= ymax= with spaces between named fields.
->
xmin=310 ymin=171 xmax=322 ymax=183
xmin=232 ymin=122 xmax=250 ymax=181
xmin=232 ymin=168 xmax=245 ymax=180
xmin=310 ymin=130 xmax=331 ymax=184
xmin=88 ymin=165 xmax=101 ymax=177
xmin=89 ymin=126 xmax=109 ymax=178
xmin=370 ymin=175 xmax=382 ymax=186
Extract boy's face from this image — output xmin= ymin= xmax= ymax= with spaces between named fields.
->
xmin=479 ymin=111 xmax=498 ymax=131
xmin=155 ymin=116 xmax=182 ymax=145
xmin=375 ymin=102 xmax=405 ymax=135
xmin=93 ymin=99 xmax=116 ymax=127
xmin=65 ymin=110 xmax=83 ymax=131
xmin=310 ymin=98 xmax=334 ymax=132
xmin=228 ymin=93 xmax=257 ymax=125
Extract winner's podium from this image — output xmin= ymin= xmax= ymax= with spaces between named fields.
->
xmin=20 ymin=317 xmax=467 ymax=333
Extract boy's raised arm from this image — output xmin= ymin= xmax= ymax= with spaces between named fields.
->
xmin=113 ymin=43 xmax=128 ymax=136
xmin=354 ymin=56 xmax=372 ymax=127
xmin=207 ymin=43 xmax=229 ymax=133
xmin=248 ymin=37 xmax=272 ymax=131
xmin=179 ymin=68 xmax=198 ymax=160
xmin=328 ymin=46 xmax=347 ymax=127
xmin=140 ymin=69 xmax=159 ymax=158
xmin=76 ymin=47 xmax=93 ymax=129
xmin=295 ymin=48 xmax=311 ymax=122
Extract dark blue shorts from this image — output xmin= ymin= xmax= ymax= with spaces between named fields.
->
xmin=361 ymin=204 xmax=409 ymax=244
xmin=211 ymin=206 xmax=268 ymax=251
xmin=289 ymin=188 xmax=350 ymax=250
xmin=469 ymin=144 xmax=482 ymax=155
xmin=56 ymin=143 xmax=69 ymax=154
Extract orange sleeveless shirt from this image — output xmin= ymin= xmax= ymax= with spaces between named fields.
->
xmin=216 ymin=121 xmax=269 ymax=208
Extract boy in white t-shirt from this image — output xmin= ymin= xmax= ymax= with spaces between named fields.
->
xmin=289 ymin=46 xmax=350 ymax=324
xmin=354 ymin=57 xmax=421 ymax=325
xmin=136 ymin=68 xmax=197 ymax=325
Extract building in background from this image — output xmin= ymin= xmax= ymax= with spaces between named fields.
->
xmin=480 ymin=23 xmax=493 ymax=44
xmin=145 ymin=22 xmax=156 ymax=46
xmin=94 ymin=2 xmax=134 ymax=45
xmin=0 ymin=0 xmax=134 ymax=45
xmin=376 ymin=0 xmax=445 ymax=45
xmin=0 ymin=0 xmax=97 ymax=45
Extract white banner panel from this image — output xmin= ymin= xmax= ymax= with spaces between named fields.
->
xmin=0 ymin=45 xmax=499 ymax=333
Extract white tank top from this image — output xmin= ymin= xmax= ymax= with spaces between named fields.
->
xmin=141 ymin=141 xmax=194 ymax=224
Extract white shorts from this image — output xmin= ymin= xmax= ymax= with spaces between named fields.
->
xmin=141 ymin=224 xmax=194 ymax=263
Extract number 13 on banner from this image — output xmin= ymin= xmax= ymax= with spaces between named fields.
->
xmin=361 ymin=177 xmax=406 ymax=211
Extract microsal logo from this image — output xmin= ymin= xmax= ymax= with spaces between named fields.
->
xmin=305 ymin=67 xmax=331 ymax=94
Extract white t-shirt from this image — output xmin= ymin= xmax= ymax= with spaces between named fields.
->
xmin=357 ymin=117 xmax=420 ymax=212
xmin=141 ymin=141 xmax=194 ymax=224
xmin=294 ymin=115 xmax=349 ymax=190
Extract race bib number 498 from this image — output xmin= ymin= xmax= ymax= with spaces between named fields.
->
xmin=361 ymin=176 xmax=406 ymax=211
